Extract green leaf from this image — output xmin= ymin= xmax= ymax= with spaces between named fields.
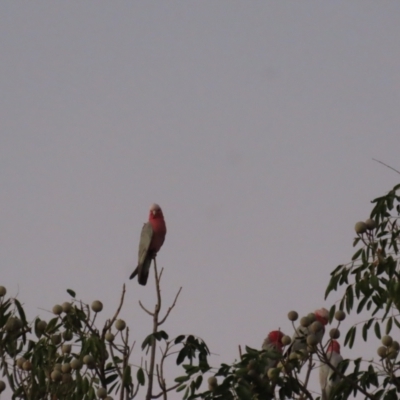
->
xmin=67 ymin=289 xmax=76 ymax=298
xmin=123 ymin=365 xmax=132 ymax=387
xmin=345 ymin=286 xmax=354 ymax=313
xmin=175 ymin=335 xmax=185 ymax=344
xmin=386 ymin=317 xmax=393 ymax=334
xmin=374 ymin=322 xmax=381 ymax=339
xmin=195 ymin=375 xmax=203 ymax=389
xmin=14 ymin=299 xmax=26 ymax=326
xmin=175 ymin=375 xmax=190 ymax=383
xmin=351 ymin=248 xmax=363 ymax=260
xmin=362 ymin=323 xmax=368 ymax=341
xmin=137 ymin=367 xmax=145 ymax=385
xmin=176 ymin=384 xmax=187 ymax=392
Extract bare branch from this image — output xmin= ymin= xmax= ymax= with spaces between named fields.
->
xmin=158 ymin=287 xmax=182 ymax=326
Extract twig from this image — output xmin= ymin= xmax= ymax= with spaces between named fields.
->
xmin=158 ymin=287 xmax=182 ymax=326
xmin=103 ymin=284 xmax=126 ymax=335
xmin=372 ymin=159 xmax=400 ymax=175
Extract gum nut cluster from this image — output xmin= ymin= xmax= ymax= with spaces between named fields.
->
xmin=355 ymin=218 xmax=376 ymax=234
xmin=0 ymin=286 xmax=6 ymax=297
xmin=378 ymin=335 xmax=400 ymax=359
xmin=91 ymin=300 xmax=103 ymax=313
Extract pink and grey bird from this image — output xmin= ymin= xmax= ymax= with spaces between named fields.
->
xmin=262 ymin=330 xmax=285 ymax=371
xmin=319 ymin=340 xmax=343 ymax=400
xmin=129 ymin=204 xmax=167 ymax=285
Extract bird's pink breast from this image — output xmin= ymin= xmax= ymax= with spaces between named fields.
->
xmin=149 ymin=218 xmax=166 ymax=252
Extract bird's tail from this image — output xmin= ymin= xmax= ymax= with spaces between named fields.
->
xmin=138 ymin=257 xmax=152 ymax=285
xmin=129 ymin=266 xmax=139 ymax=280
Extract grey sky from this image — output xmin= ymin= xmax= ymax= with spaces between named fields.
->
xmin=1 ymin=2 xmax=400 ymax=398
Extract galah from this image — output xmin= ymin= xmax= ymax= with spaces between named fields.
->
xmin=129 ymin=203 xmax=167 ymax=285
xmin=320 ymin=340 xmax=343 ymax=400
xmin=262 ymin=330 xmax=285 ymax=370
xmin=287 ymin=308 xmax=329 ymax=355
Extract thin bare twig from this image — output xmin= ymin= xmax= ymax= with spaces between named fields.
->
xmin=372 ymin=159 xmax=400 ymax=175
xmin=158 ymin=287 xmax=182 ymax=326
xmin=103 ymin=284 xmax=126 ymax=335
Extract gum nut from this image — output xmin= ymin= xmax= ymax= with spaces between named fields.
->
xmin=0 ymin=380 xmax=5 ymax=392
xmin=70 ymin=358 xmax=82 ymax=370
xmin=115 ymin=319 xmax=126 ymax=331
xmin=97 ymin=387 xmax=107 ymax=398
xmin=54 ymin=363 xmax=62 ymax=371
xmin=37 ymin=320 xmax=47 ymax=332
xmin=267 ymin=368 xmax=279 ymax=380
xmin=62 ymin=373 xmax=72 ymax=384
xmin=382 ymin=335 xmax=393 ymax=347
xmin=307 ymin=313 xmax=316 ymax=323
xmin=310 ymin=321 xmax=323 ymax=334
xmin=387 ymin=347 xmax=398 ymax=359
xmin=335 ymin=310 xmax=346 ymax=321
xmin=52 ymin=305 xmax=63 ymax=315
xmin=282 ymin=335 xmax=291 ymax=346
xmin=105 ymin=332 xmax=115 ymax=342
xmin=91 ymin=300 xmax=103 ymax=313
xmin=63 ymin=331 xmax=73 ymax=341
xmin=61 ymin=363 xmax=71 ymax=373
xmin=22 ymin=361 xmax=32 ymax=371
xmin=83 ymin=355 xmax=95 ymax=367
xmin=0 ymin=286 xmax=6 ymax=297
xmin=102 ymin=350 xmax=109 ymax=360
xmin=62 ymin=344 xmax=72 ymax=354
xmin=17 ymin=357 xmax=26 ymax=369
xmin=51 ymin=370 xmax=62 ymax=382
xmin=300 ymin=317 xmax=310 ymax=327
xmin=306 ymin=334 xmax=319 ymax=346
xmin=287 ymin=311 xmax=298 ymax=321
xmin=365 ymin=219 xmax=376 ymax=230
xmin=208 ymin=376 xmax=218 ymax=389
xmin=355 ymin=221 xmax=367 ymax=234
xmin=391 ymin=341 xmax=400 ymax=351
xmin=51 ymin=334 xmax=61 ymax=345
xmin=62 ymin=302 xmax=72 ymax=313
xmin=329 ymin=328 xmax=340 ymax=339
xmin=289 ymin=352 xmax=298 ymax=361
xmin=377 ymin=346 xmax=387 ymax=358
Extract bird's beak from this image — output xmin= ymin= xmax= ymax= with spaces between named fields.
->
xmin=152 ymin=210 xmax=157 ymax=216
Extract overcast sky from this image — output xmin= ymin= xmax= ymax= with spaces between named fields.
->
xmin=1 ymin=2 xmax=400 ymax=398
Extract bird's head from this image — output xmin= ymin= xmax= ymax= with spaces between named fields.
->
xmin=327 ymin=339 xmax=340 ymax=354
xmin=149 ymin=203 xmax=164 ymax=220
xmin=268 ymin=330 xmax=284 ymax=350
xmin=315 ymin=308 xmax=329 ymax=326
